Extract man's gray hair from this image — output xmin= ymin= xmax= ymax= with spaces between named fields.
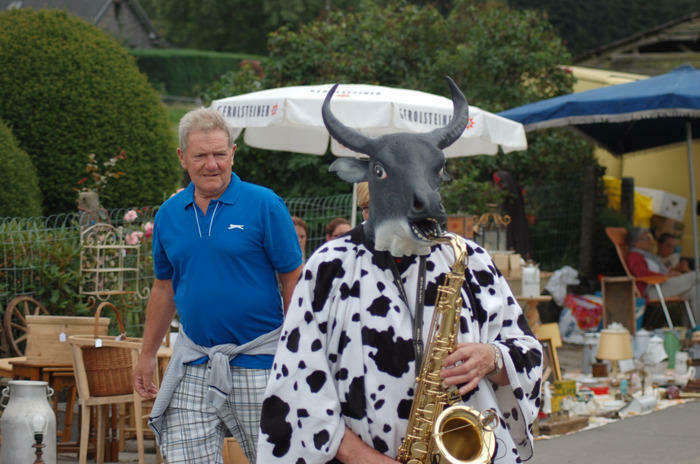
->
xmin=627 ymin=227 xmax=649 ymax=246
xmin=179 ymin=108 xmax=236 ymax=152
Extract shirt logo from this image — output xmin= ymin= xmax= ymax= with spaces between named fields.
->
xmin=228 ymin=224 xmax=245 ymax=230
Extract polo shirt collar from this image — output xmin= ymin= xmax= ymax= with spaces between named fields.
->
xmin=180 ymin=172 xmax=242 ymax=209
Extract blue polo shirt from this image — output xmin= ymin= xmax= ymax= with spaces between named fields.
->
xmin=152 ymin=173 xmax=302 ymax=368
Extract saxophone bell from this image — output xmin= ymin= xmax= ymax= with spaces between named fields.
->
xmin=433 ymin=406 xmax=496 ymax=464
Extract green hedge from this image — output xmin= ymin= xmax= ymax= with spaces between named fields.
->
xmin=130 ymin=48 xmax=267 ymax=97
xmin=0 ymin=120 xmax=42 ymax=217
xmin=0 ymin=9 xmax=180 ymax=213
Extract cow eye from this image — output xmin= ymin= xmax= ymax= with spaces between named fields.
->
xmin=374 ymin=164 xmax=387 ymax=179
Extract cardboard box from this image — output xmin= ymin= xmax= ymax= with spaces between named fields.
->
xmin=509 ymin=254 xmax=522 ymax=278
xmin=651 ymin=214 xmax=684 ymax=238
xmin=635 ymin=187 xmax=687 ymax=221
xmin=492 ymin=253 xmax=510 ymax=276
xmin=554 ymin=379 xmax=577 ymax=396
xmin=446 ymin=215 xmax=475 ymax=239
xmin=26 ymin=315 xmax=110 ymax=364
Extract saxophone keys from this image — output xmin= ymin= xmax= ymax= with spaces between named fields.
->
xmin=410 ymin=440 xmax=429 ymax=457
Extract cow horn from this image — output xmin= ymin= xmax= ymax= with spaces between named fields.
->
xmin=427 ymin=77 xmax=469 ymax=149
xmin=322 ymin=84 xmax=377 ymax=156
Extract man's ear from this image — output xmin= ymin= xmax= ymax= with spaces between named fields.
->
xmin=177 ymin=147 xmax=186 ymax=169
xmin=329 ymin=158 xmax=369 ymax=183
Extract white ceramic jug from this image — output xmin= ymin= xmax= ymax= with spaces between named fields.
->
xmin=634 ymin=329 xmax=651 ymax=359
xmin=521 ymin=261 xmax=540 ymax=297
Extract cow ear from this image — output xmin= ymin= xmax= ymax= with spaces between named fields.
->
xmin=329 ymin=157 xmax=369 ymax=183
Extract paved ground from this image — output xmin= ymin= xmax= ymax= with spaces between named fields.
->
xmin=44 ymin=343 xmax=696 ymax=462
xmin=533 ymin=400 xmax=700 ymax=464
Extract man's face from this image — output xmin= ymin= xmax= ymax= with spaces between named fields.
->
xmin=178 ymin=129 xmax=235 ymax=199
xmin=658 ymin=237 xmax=679 ymax=257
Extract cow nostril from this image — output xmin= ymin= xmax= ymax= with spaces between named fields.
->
xmin=414 ymin=198 xmax=424 ymax=211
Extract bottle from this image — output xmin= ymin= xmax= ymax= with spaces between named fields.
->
xmin=542 ymin=381 xmax=552 ymax=414
xmin=620 ymin=378 xmax=628 ymax=396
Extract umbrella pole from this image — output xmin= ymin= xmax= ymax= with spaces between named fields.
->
xmin=687 ymin=121 xmax=700 ymax=326
xmin=351 ymin=182 xmax=358 ymax=228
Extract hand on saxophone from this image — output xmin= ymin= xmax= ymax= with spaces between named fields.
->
xmin=440 ymin=342 xmax=507 ymax=395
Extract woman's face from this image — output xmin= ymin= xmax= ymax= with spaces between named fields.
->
xmin=295 ymin=225 xmax=307 ymax=253
xmin=327 ymin=223 xmax=351 ymax=241
xmin=635 ymin=231 xmax=653 ymax=251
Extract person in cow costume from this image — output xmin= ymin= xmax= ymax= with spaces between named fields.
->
xmin=257 ymin=78 xmax=542 ymax=464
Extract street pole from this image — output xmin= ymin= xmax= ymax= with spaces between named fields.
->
xmin=686 ymin=121 xmax=699 ymax=323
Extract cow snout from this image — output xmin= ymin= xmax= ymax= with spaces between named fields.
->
xmin=411 ymin=191 xmax=443 ymax=219
xmin=413 ymin=195 xmax=425 ymax=212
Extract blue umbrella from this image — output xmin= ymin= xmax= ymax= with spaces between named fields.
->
xmin=499 ymin=64 xmax=700 ymax=312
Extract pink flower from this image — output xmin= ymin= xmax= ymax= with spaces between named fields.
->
xmin=143 ymin=221 xmax=154 ymax=238
xmin=123 ymin=209 xmax=138 ymax=222
xmin=126 ymin=231 xmax=144 ymax=245
xmin=169 ymin=187 xmax=185 ymax=199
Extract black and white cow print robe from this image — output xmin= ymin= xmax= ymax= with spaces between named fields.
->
xmin=257 ymin=227 xmax=542 ymax=463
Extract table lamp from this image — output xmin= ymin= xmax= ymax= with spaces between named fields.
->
xmin=26 ymin=414 xmax=47 ymax=464
xmin=596 ymin=323 xmax=633 ymax=377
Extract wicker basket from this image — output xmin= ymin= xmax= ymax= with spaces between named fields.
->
xmin=70 ymin=302 xmax=139 ymax=397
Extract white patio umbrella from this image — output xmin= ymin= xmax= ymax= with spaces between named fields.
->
xmin=211 ymin=83 xmax=528 ymax=224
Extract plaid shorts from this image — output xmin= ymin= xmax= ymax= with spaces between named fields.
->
xmin=159 ymin=363 xmax=270 ymax=464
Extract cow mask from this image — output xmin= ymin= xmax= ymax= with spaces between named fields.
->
xmin=323 ymin=77 xmax=469 ymax=257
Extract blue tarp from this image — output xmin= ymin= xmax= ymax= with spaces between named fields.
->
xmin=498 ymin=65 xmax=700 ymax=155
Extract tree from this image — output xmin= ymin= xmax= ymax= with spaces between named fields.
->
xmin=206 ymin=0 xmax=599 ymax=271
xmin=508 ymin=0 xmax=700 ymax=57
xmin=0 ymin=120 xmax=42 ymax=217
xmin=0 ymin=9 xmax=180 ymax=213
xmin=144 ymin=0 xmax=356 ymax=54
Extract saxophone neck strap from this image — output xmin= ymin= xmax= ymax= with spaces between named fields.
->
xmin=388 ymin=255 xmax=427 ymax=368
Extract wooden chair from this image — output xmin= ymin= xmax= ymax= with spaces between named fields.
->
xmin=69 ymin=335 xmax=146 ymax=464
xmin=223 ymin=437 xmax=250 ymax=464
xmin=605 ymin=227 xmax=695 ymax=329
xmin=68 ymin=302 xmax=147 ymax=464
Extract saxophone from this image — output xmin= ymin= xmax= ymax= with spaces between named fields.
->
xmin=397 ymin=233 xmax=497 ymax=464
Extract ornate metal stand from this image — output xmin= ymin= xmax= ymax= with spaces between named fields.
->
xmin=79 ymin=223 xmax=149 ymax=331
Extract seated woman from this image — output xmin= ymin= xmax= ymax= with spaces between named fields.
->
xmin=626 ymin=227 xmax=698 ymax=323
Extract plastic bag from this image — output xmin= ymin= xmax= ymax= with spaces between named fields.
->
xmin=558 ymin=308 xmax=584 ymax=344
xmin=544 ymin=265 xmax=580 ymax=306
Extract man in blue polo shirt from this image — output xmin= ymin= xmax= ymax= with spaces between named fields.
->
xmin=133 ymin=108 xmax=302 ymax=463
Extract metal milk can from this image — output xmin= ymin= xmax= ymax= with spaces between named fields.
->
xmin=1 ymin=380 xmax=56 ymax=464
xmin=521 ymin=261 xmax=540 ymax=297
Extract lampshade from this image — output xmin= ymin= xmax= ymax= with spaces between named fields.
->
xmin=536 ymin=323 xmax=562 ymax=348
xmin=597 ymin=324 xmax=633 ymax=361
